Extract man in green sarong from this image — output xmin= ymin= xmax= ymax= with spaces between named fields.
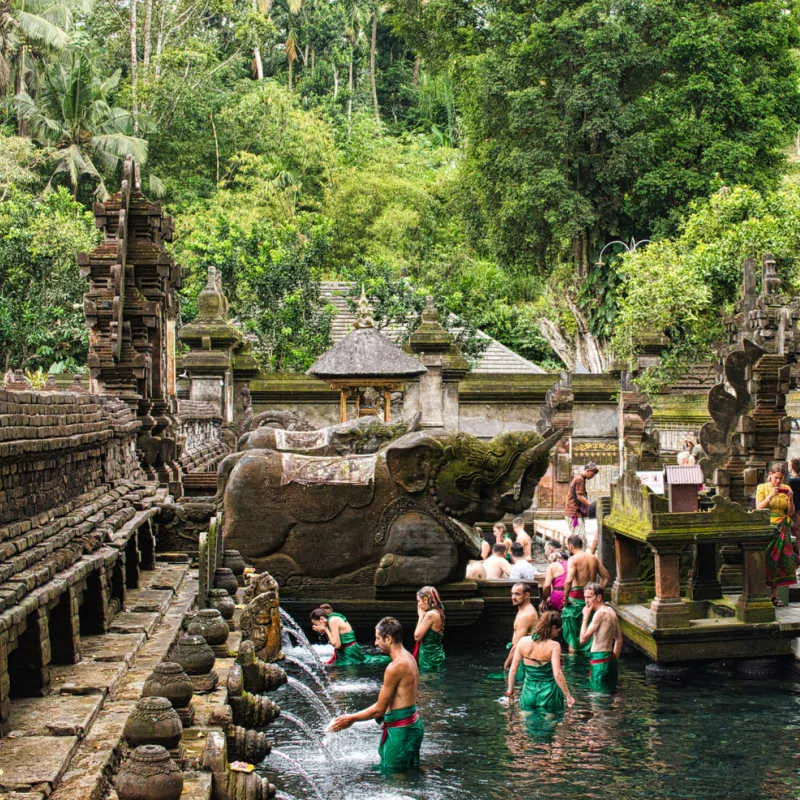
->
xmin=562 ymin=534 xmax=610 ymax=654
xmin=329 ymin=617 xmax=424 ymax=772
xmin=580 ymin=583 xmax=622 ymax=692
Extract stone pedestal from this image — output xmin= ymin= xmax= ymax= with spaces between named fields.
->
xmin=735 ymin=542 xmax=775 ymax=623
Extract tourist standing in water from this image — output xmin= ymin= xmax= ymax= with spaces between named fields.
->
xmin=541 ymin=548 xmax=568 ymax=611
xmin=310 ymin=606 xmax=388 ymax=665
xmin=329 ymin=617 xmax=424 ymax=772
xmin=755 ymin=462 xmax=797 ymax=607
xmin=506 ymin=611 xmax=575 ymax=712
xmin=580 ymin=583 xmax=622 ymax=692
xmin=414 ymin=585 xmax=445 ymax=672
xmin=503 ymin=582 xmax=539 ymax=674
xmin=562 ymin=534 xmax=610 ymax=653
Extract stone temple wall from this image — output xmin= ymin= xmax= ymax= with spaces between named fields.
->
xmin=0 ymin=388 xmax=142 ymax=525
xmin=176 ymin=400 xmax=229 ymax=473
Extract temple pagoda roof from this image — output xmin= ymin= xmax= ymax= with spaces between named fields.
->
xmin=308 ymin=288 xmax=427 ymax=380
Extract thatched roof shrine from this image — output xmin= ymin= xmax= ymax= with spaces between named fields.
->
xmin=307 ymin=291 xmax=426 ymax=380
xmin=307 ymin=289 xmax=425 ymax=421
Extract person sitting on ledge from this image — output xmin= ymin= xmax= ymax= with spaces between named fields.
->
xmin=329 ymin=616 xmax=424 ymax=772
xmin=310 ymin=605 xmax=389 ymax=665
xmin=509 ymin=542 xmax=535 ymax=581
xmin=484 ymin=543 xmax=512 ymax=579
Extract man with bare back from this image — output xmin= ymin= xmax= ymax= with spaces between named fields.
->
xmin=329 ymin=617 xmax=424 ymax=771
xmin=561 ymin=534 xmax=610 ymax=653
xmin=580 ymin=583 xmax=622 ymax=692
xmin=503 ymin=582 xmax=539 ymax=676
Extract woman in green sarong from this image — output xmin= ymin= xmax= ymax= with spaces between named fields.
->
xmin=505 ymin=611 xmax=575 ymax=714
xmin=413 ymin=586 xmax=445 ymax=672
xmin=310 ymin=605 xmax=388 ymax=666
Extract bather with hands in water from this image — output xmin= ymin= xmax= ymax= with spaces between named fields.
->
xmin=328 ymin=616 xmax=424 ymax=772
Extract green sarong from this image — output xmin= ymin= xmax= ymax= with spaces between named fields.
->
xmin=589 ymin=651 xmax=618 ymax=693
xmin=379 ymin=705 xmax=424 ymax=772
xmin=417 ymin=630 xmax=445 ymax=673
xmin=561 ymin=589 xmax=591 ymax=654
xmin=519 ymin=662 xmax=564 ymax=714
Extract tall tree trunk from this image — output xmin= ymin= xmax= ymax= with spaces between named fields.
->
xmin=154 ymin=0 xmax=166 ymax=80
xmin=143 ymin=0 xmax=152 ymax=65
xmin=130 ymin=0 xmax=139 ymax=132
xmin=288 ymin=56 xmax=293 ymax=90
xmin=369 ymin=8 xmax=380 ymax=124
xmin=15 ymin=43 xmax=26 ymax=136
xmin=412 ymin=55 xmax=420 ymax=86
xmin=252 ymin=0 xmax=264 ymax=79
xmin=332 ymin=63 xmax=339 ymax=99
xmin=347 ymin=54 xmax=353 ymax=136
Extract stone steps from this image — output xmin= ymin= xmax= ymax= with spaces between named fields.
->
xmin=0 ymin=561 xmax=201 ymax=800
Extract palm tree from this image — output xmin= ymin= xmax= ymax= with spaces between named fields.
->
xmin=14 ymin=48 xmax=148 ymax=198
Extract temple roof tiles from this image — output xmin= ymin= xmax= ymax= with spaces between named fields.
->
xmin=319 ymin=281 xmax=545 ymax=375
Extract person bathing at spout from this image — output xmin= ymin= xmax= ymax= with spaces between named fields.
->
xmin=329 ymin=617 xmax=424 ymax=772
xmin=414 ymin=586 xmax=445 ymax=672
xmin=506 ymin=610 xmax=575 ymax=713
xmin=310 ymin=605 xmax=389 ymax=666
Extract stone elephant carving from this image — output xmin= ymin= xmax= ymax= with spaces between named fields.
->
xmin=220 ymin=427 xmax=561 ymax=591
xmin=237 ymin=412 xmax=422 ymax=456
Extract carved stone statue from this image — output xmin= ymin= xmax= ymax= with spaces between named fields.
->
xmin=236 ymin=411 xmax=422 ymax=456
xmin=220 ymin=427 xmax=561 ymax=591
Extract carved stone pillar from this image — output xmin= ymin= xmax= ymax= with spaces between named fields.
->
xmin=735 ymin=541 xmax=775 ymax=623
xmin=611 ymin=533 xmax=648 ymax=605
xmin=649 ymin=543 xmax=691 ymax=627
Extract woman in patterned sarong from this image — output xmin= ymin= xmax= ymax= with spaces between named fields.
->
xmin=413 ymin=586 xmax=445 ymax=672
xmin=755 ymin=463 xmax=797 ymax=607
xmin=505 ymin=611 xmax=574 ymax=714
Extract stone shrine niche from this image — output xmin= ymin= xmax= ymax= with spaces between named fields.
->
xmin=80 ymin=156 xmax=183 ymax=491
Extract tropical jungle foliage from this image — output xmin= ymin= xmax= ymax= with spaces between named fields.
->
xmin=1 ymin=0 xmax=800 ymax=383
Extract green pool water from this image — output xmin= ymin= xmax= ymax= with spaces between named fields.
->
xmin=267 ymin=641 xmax=800 ymax=800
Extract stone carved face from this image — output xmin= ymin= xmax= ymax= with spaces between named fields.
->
xmin=386 ymin=429 xmax=561 ymax=524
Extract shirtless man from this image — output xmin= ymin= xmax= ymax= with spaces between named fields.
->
xmin=511 ymin=517 xmax=532 ymax=561
xmin=580 ymin=583 xmax=622 ymax=692
xmin=503 ymin=582 xmax=539 ymax=673
xmin=561 ymin=534 xmax=610 ymax=653
xmin=484 ymin=543 xmax=512 ymax=579
xmin=329 ymin=617 xmax=424 ymax=771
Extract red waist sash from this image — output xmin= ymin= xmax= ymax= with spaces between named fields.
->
xmin=326 ymin=639 xmax=357 ymax=664
xmin=568 ymin=588 xmax=584 ymax=599
xmin=381 ymin=710 xmax=420 ymax=745
xmin=590 ymin=654 xmax=616 ymax=665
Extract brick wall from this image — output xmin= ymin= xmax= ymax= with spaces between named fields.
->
xmin=0 ymin=389 xmax=142 ymax=524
